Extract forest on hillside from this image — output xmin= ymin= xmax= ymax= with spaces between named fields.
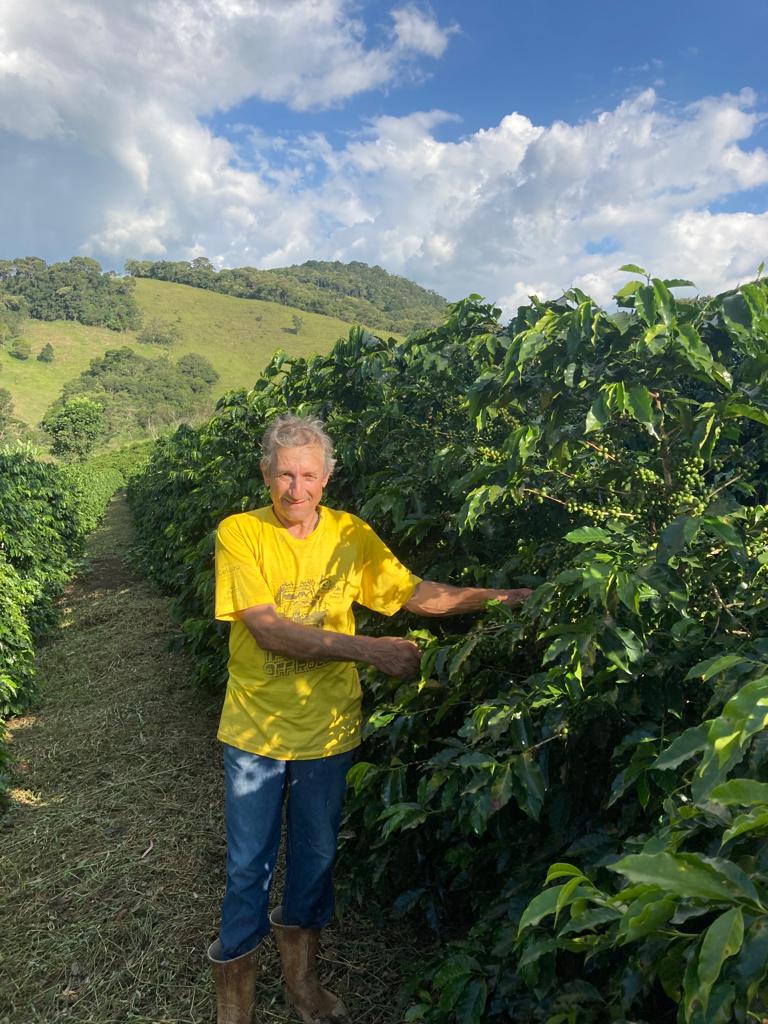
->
xmin=0 ymin=257 xmax=141 ymax=331
xmin=125 ymin=256 xmax=448 ymax=334
xmin=58 ymin=347 xmax=219 ymax=439
xmin=0 ymin=254 xmax=447 ymax=342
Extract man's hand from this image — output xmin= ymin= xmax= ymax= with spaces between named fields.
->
xmin=497 ymin=588 xmax=533 ymax=607
xmin=369 ymin=636 xmax=422 ymax=678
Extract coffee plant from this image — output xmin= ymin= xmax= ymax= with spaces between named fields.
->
xmin=128 ymin=269 xmax=768 ymax=1023
xmin=0 ymin=446 xmax=129 ymax=796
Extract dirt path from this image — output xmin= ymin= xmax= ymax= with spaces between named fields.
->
xmin=0 ymin=496 xmax=415 ymax=1024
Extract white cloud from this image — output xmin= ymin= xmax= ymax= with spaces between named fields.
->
xmin=305 ymin=89 xmax=768 ymax=309
xmin=0 ymin=1 xmax=766 ymax=318
xmin=391 ymin=5 xmax=456 ymax=58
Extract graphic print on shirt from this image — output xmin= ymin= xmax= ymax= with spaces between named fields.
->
xmin=264 ymin=573 xmax=344 ymax=678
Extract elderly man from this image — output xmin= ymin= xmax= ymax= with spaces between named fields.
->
xmin=207 ymin=413 xmax=530 ymax=1024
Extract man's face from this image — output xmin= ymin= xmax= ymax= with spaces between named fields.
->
xmin=262 ymin=444 xmax=330 ymax=530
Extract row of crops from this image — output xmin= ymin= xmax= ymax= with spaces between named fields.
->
xmin=129 ymin=270 xmax=768 ymax=1024
xmin=0 ymin=447 xmax=144 ymax=796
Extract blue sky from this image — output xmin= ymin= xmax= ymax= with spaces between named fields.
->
xmin=213 ymin=2 xmax=767 ymax=139
xmin=1 ymin=0 xmax=766 ymax=313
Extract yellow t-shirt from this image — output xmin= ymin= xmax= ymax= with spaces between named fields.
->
xmin=214 ymin=506 xmax=421 ymax=760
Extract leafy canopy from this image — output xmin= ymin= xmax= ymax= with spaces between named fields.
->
xmin=128 ymin=270 xmax=768 ymax=1024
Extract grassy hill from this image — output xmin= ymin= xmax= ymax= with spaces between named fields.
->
xmin=126 ymin=258 xmax=448 ymax=334
xmin=2 ymin=279 xmax=375 ymax=429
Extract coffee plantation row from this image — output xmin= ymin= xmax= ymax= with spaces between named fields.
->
xmin=128 ymin=271 xmax=768 ymax=1024
xmin=0 ymin=446 xmax=147 ymax=794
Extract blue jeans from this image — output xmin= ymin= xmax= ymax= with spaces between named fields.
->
xmin=219 ymin=743 xmax=354 ymax=959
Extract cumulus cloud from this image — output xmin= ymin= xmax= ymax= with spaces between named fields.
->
xmin=304 ymin=89 xmax=768 ymax=310
xmin=391 ymin=5 xmax=456 ymax=58
xmin=0 ymin=0 xmax=767 ymax=316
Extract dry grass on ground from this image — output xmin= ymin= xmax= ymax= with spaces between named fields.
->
xmin=0 ymin=497 xmax=418 ymax=1024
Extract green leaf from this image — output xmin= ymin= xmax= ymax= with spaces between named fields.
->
xmin=625 ymin=384 xmax=656 ymax=433
xmin=448 ymin=635 xmax=481 ymax=680
xmin=700 ymin=677 xmax=768 ymax=776
xmin=433 ymin=952 xmax=480 ymax=995
xmin=635 ymin=284 xmax=657 ymax=325
xmin=564 ymin=526 xmax=613 ymax=544
xmin=542 ymin=634 xmax=576 ymax=665
xmin=454 ymin=977 xmax=487 ymax=1024
xmin=614 ymin=280 xmax=642 ymax=301
xmin=379 ymin=802 xmax=427 ymax=837
xmin=346 ymin=760 xmax=376 ymax=795
xmin=458 ymin=484 xmax=504 ymax=533
xmin=555 ymin=875 xmax=585 ymax=923
xmin=545 ymin=863 xmax=588 ymax=883
xmin=721 ymin=292 xmax=753 ymax=331
xmin=693 ymin=411 xmax=716 ymax=452
xmin=367 ymin=710 xmax=396 ymax=730
xmin=696 ymin=907 xmax=744 ymax=1018
xmin=514 ymin=751 xmax=546 ymax=821
xmin=404 ymin=1005 xmax=430 ymax=1022
xmin=709 ymin=779 xmax=768 ymax=806
xmin=515 ymin=330 xmax=549 ymax=369
xmin=644 ymin=322 xmax=669 ymax=352
xmin=490 ymin=762 xmax=515 ymax=815
xmin=515 ymin=935 xmax=558 ymax=967
xmin=685 ymin=654 xmax=752 ymax=682
xmin=653 ymin=278 xmax=676 ymax=326
xmin=652 ymin=725 xmax=707 ymax=770
xmin=702 ymin=516 xmax=745 ymax=552
xmin=618 ymin=263 xmax=647 ymax=276
xmin=721 ymin=809 xmax=768 ymax=845
xmin=617 ymin=891 xmax=676 ymax=943
xmin=656 ymin=515 xmax=701 ymax=564
xmin=720 ymin=401 xmax=768 ymax=427
xmin=435 ymin=953 xmax=479 ymax=1012
xmin=558 ymin=906 xmax=621 ymax=936
xmin=610 ymin=852 xmax=752 ymax=905
xmin=734 ymin=917 xmax=768 ymax=1004
xmin=519 ymin=884 xmax=570 ymax=933
xmin=585 ymin=392 xmax=610 ymax=433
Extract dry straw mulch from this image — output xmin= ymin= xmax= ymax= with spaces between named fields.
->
xmin=1 ymin=497 xmax=417 ymax=1024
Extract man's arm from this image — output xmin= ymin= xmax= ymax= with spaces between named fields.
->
xmin=404 ymin=580 xmax=532 ymax=617
xmin=238 ymin=604 xmax=421 ymax=678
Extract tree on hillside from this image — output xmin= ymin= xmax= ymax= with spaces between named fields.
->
xmin=58 ymin=346 xmax=220 ymax=438
xmin=9 ymin=338 xmax=31 ymax=360
xmin=0 ymin=257 xmax=140 ymax=331
xmin=0 ymin=295 xmax=28 ymax=347
xmin=37 ymin=343 xmax=55 ymax=363
xmin=0 ymin=388 xmax=14 ymax=435
xmin=175 ymin=353 xmax=219 ymax=391
xmin=41 ymin=396 xmax=105 ymax=461
xmin=138 ymin=316 xmax=182 ymax=346
xmin=291 ymin=314 xmax=304 ymax=334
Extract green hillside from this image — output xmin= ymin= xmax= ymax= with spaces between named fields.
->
xmin=126 ymin=257 xmax=448 ymax=333
xmin=1 ymin=279 xmax=370 ymax=429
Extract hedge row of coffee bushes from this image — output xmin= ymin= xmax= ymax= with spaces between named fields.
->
xmin=0 ymin=445 xmax=145 ymax=796
xmin=128 ymin=273 xmax=768 ymax=1024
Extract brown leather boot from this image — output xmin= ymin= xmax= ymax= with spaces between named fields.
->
xmin=269 ymin=908 xmax=348 ymax=1023
xmin=207 ymin=937 xmax=260 ymax=1024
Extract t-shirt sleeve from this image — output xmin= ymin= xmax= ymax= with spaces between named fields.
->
xmin=357 ymin=520 xmax=421 ymax=616
xmin=215 ymin=516 xmax=275 ymax=621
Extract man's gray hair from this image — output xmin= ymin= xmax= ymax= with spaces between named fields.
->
xmin=260 ymin=413 xmax=336 ymax=475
